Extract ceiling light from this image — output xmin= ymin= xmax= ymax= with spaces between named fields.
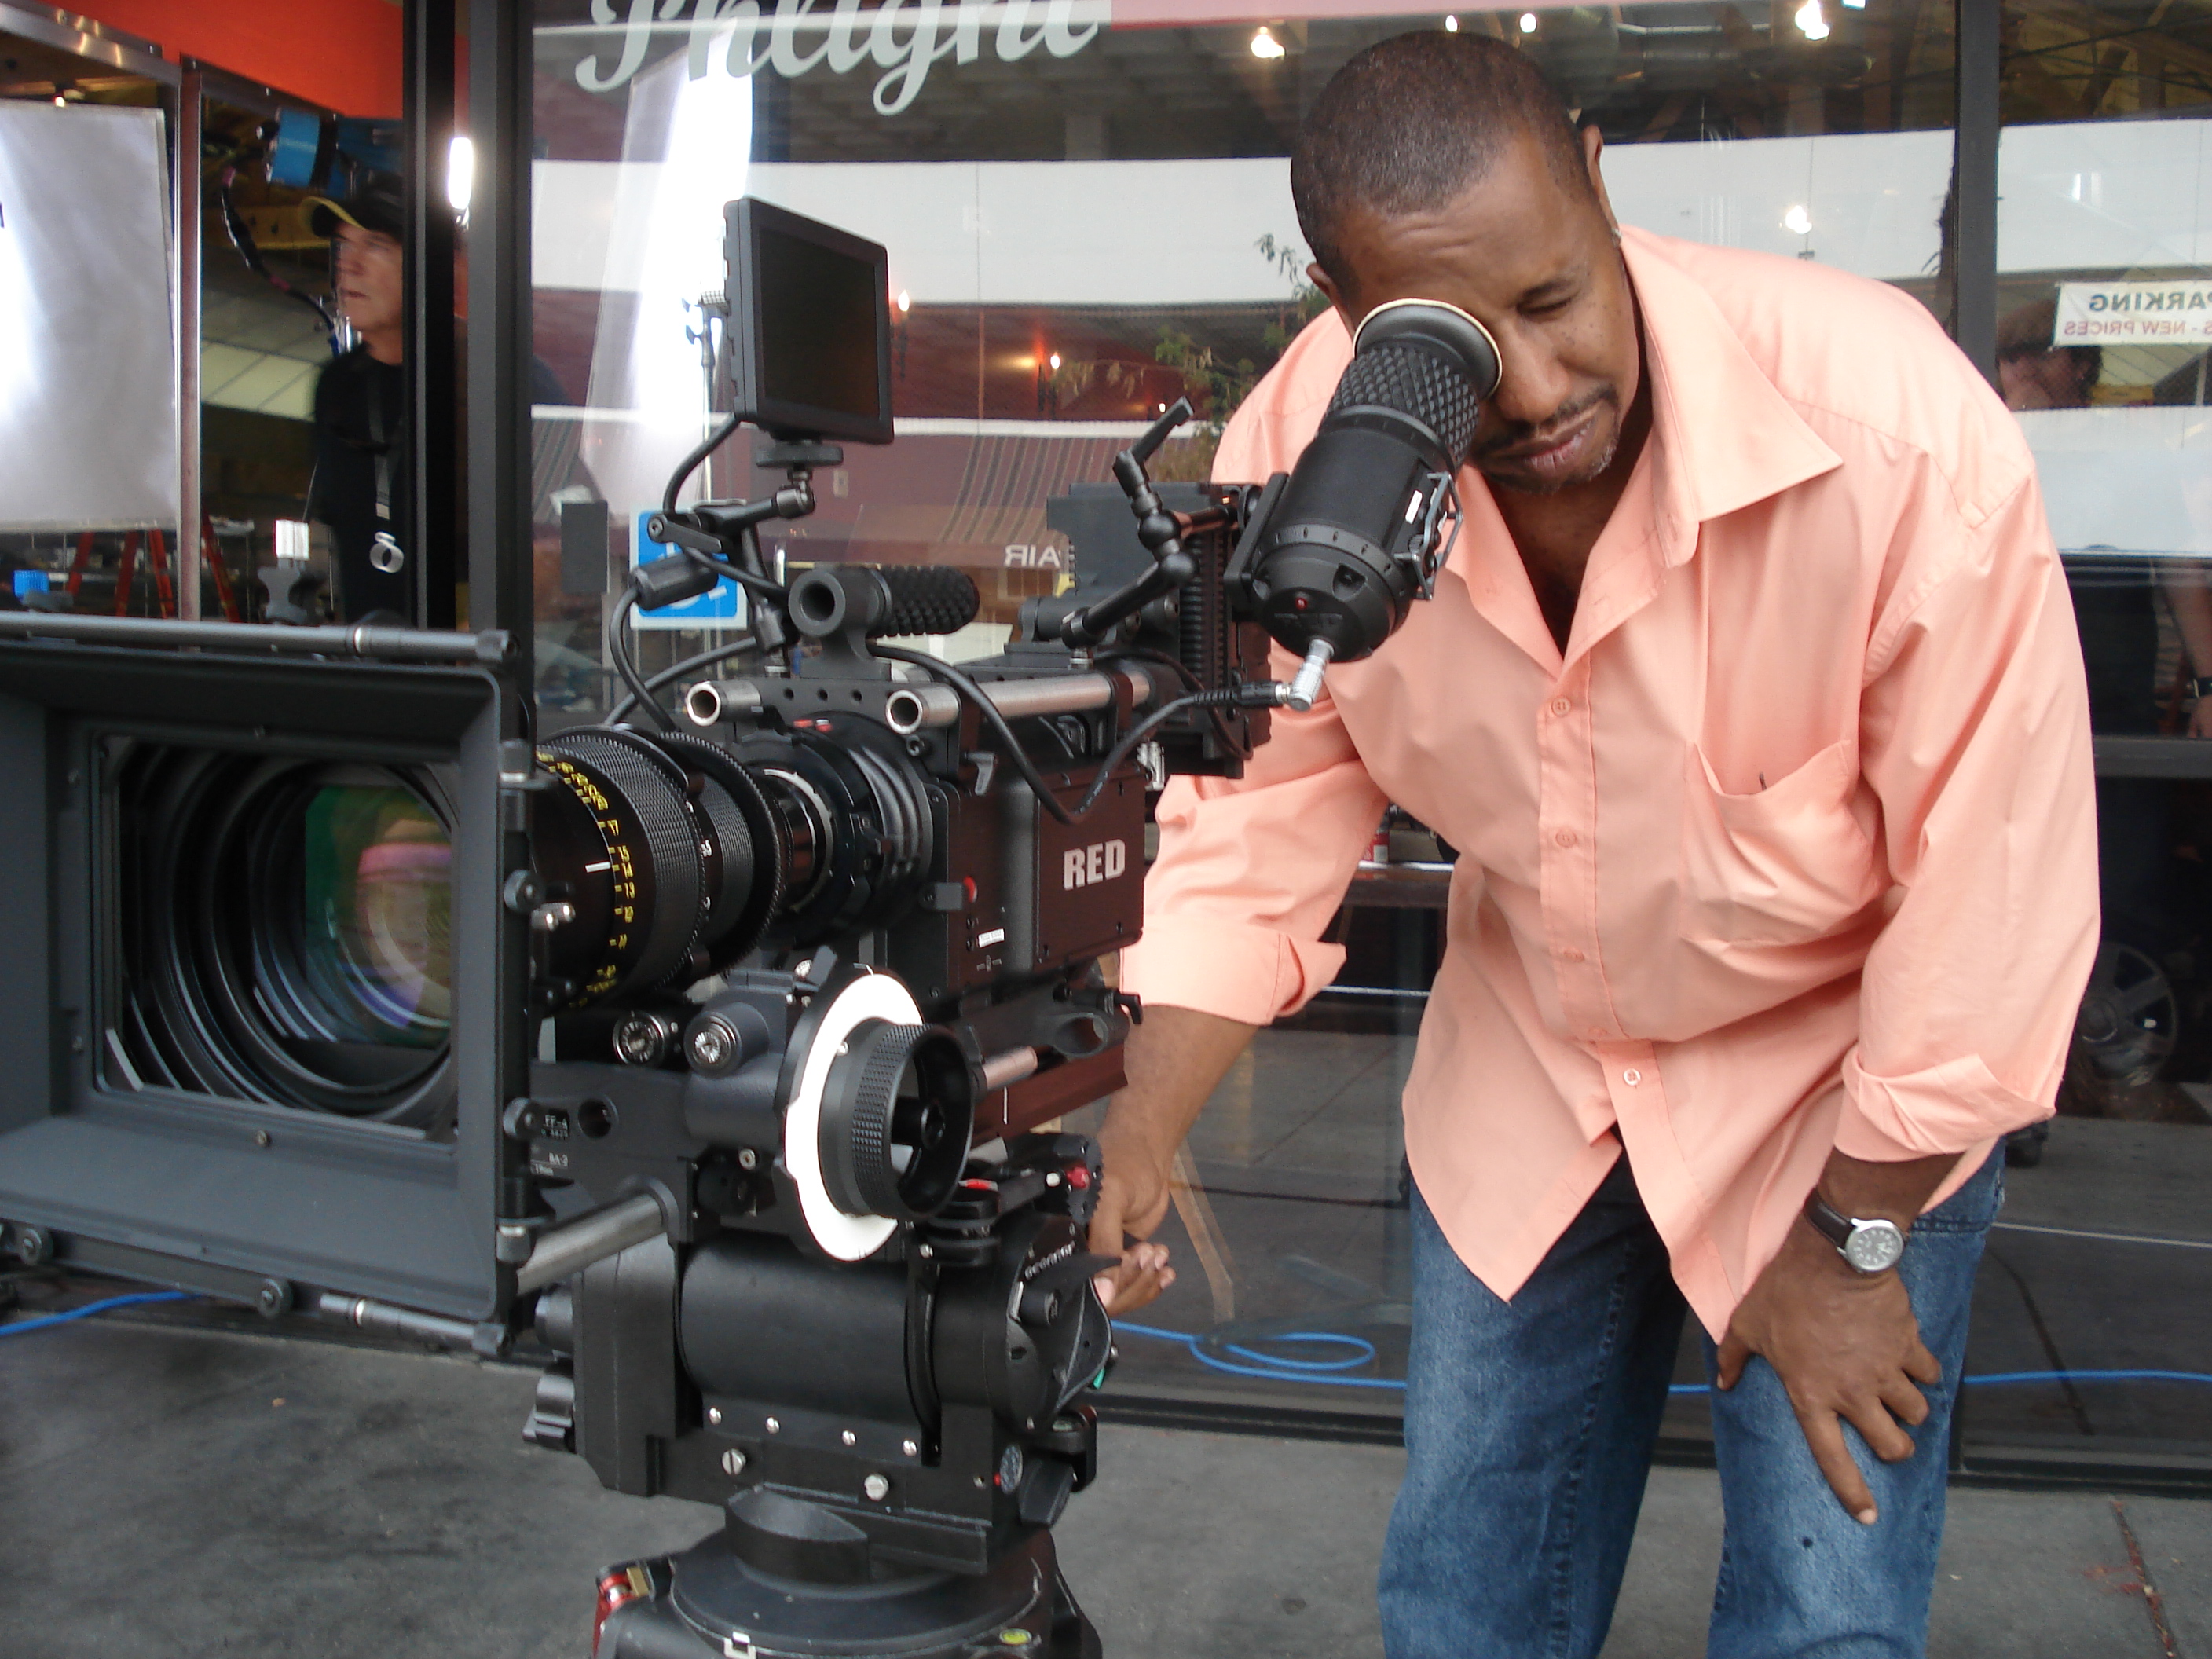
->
xmin=1783 ymin=204 xmax=1813 ymax=235
xmin=1048 ymin=352 xmax=1062 ymax=372
xmin=1794 ymin=0 xmax=1829 ymax=39
xmin=895 ymin=289 xmax=911 ymax=314
xmin=1251 ymin=25 xmax=1286 ymax=60
xmin=446 ymin=135 xmax=474 ymax=215
xmin=1445 ymin=14 xmax=1459 ymax=30
xmin=1519 ymin=12 xmax=1539 ymax=33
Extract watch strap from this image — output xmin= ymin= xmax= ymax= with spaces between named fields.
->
xmin=1803 ymin=1191 xmax=1855 ymax=1252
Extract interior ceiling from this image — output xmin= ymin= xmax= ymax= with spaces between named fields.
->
xmin=0 ymin=31 xmax=158 ymax=104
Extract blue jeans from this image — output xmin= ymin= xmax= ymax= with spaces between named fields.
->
xmin=1379 ymin=1147 xmax=2002 ymax=1659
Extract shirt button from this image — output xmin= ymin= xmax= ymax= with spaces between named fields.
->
xmin=1623 ymin=1068 xmax=1643 ymax=1086
xmin=1554 ymin=829 xmax=1578 ymax=848
xmin=1562 ymin=947 xmax=1585 ymax=963
xmin=1550 ymin=698 xmax=1572 ymax=716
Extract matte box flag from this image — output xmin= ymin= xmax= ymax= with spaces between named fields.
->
xmin=2056 ymin=280 xmax=2212 ymax=346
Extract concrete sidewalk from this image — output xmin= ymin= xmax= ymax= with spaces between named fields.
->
xmin=1064 ymin=1430 xmax=2207 ymax=1658
xmin=1 ymin=1317 xmax=2203 ymax=1657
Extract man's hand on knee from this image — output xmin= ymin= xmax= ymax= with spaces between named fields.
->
xmin=1715 ymin=1149 xmax=1960 ymax=1524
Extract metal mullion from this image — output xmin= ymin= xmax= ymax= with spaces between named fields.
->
xmin=405 ymin=0 xmax=460 ymax=631
xmin=467 ymin=0 xmax=533 ymax=659
xmin=1954 ymin=0 xmax=2001 ymax=384
xmin=174 ymin=68 xmax=202 ymax=622
xmin=467 ymin=0 xmax=539 ymax=1257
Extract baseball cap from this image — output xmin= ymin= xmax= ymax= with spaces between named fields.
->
xmin=302 ymin=170 xmax=405 ymax=240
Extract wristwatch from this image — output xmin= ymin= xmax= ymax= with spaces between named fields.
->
xmin=1803 ymin=1191 xmax=1907 ymax=1274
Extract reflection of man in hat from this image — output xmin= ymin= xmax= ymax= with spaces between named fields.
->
xmin=302 ymin=174 xmax=413 ymax=621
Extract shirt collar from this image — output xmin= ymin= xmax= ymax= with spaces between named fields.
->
xmin=1620 ymin=227 xmax=1843 ymax=565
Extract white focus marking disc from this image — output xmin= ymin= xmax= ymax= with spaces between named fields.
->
xmin=784 ymin=972 xmax=921 ymax=1261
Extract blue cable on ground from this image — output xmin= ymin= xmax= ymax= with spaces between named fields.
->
xmin=0 ymin=1290 xmax=192 ymax=1337
xmin=1116 ymin=1320 xmax=1409 ymax=1391
xmin=1113 ymin=1321 xmax=2212 ymax=1397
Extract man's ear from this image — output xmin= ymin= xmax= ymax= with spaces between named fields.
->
xmin=1581 ymin=124 xmax=1623 ymax=240
xmin=1307 ymin=262 xmax=1358 ymax=330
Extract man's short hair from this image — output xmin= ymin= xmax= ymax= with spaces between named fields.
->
xmin=1292 ymin=31 xmax=1589 ymax=295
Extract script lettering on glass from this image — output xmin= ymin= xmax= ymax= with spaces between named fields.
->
xmin=576 ymin=0 xmax=1105 ymax=115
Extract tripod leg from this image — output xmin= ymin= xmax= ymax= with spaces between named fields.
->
xmin=1049 ymin=1561 xmax=1104 ymax=1659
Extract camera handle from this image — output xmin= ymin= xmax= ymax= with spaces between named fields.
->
xmin=643 ymin=441 xmax=845 ymax=658
xmin=1035 ymin=399 xmax=1237 ymax=651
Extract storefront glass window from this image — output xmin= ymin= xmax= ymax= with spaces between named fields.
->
xmin=1988 ymin=0 xmax=2212 ymax=1470
xmin=527 ymin=1 xmax=2203 ymax=1472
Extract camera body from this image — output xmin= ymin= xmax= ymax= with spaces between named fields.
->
xmin=514 ymin=492 xmax=1273 ymax=1594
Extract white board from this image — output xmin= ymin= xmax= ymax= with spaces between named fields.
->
xmin=0 ymin=102 xmax=178 ymax=531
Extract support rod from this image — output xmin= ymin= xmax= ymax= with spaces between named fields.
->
xmin=880 ymin=667 xmax=1159 ymax=735
xmin=0 ymin=612 xmax=513 ymax=665
xmin=515 ymin=1193 xmax=668 ymax=1294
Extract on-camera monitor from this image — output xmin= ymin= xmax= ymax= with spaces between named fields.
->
xmin=725 ymin=198 xmax=894 ymax=445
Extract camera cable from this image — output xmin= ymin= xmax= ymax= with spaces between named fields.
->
xmin=1111 ymin=1321 xmax=2212 ymax=1397
xmin=0 ymin=1289 xmax=194 ymax=1339
xmin=1097 ymin=645 xmax=1246 ymax=756
xmin=602 ymin=588 xmax=672 ymax=729
xmin=662 ymin=411 xmax=744 ymax=513
xmin=606 ymin=632 xmax=761 ymax=728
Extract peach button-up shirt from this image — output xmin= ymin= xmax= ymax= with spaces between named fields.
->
xmin=1119 ymin=228 xmax=2098 ymax=1335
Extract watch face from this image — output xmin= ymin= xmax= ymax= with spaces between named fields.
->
xmin=1844 ymin=1220 xmax=1906 ymax=1274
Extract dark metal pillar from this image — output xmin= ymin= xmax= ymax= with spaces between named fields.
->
xmin=1952 ymin=0 xmax=2001 ymax=386
xmin=467 ymin=0 xmax=543 ymax=1262
xmin=468 ymin=0 xmax=534 ymax=662
xmin=173 ymin=69 xmax=203 ymax=621
xmin=405 ymin=0 xmax=460 ymax=630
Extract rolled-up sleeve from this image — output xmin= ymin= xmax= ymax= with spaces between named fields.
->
xmin=1839 ymin=469 xmax=2100 ymax=1159
xmin=1119 ymin=671 xmax=1387 ymax=1026
xmin=1119 ymin=312 xmax=1382 ymax=1025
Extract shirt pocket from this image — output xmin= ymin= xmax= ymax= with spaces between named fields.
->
xmin=1679 ymin=738 xmax=1882 ymax=945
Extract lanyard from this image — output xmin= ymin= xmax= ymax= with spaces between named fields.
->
xmin=366 ymin=371 xmax=405 ymax=576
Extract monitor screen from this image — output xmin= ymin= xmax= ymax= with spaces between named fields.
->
xmin=724 ymin=199 xmax=893 ymax=445
xmin=756 ymin=225 xmax=882 ymax=424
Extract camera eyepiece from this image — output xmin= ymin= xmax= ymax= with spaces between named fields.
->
xmin=1243 ymin=298 xmax=1501 ymax=670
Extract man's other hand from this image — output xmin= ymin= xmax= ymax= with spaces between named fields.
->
xmin=1716 ymin=1205 xmax=1941 ymax=1525
xmin=1080 ymin=1003 xmax=1259 ymax=1317
xmin=1086 ymin=1144 xmax=1177 ymax=1314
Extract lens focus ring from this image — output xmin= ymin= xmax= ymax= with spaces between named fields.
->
xmin=817 ymin=1019 xmax=972 ymax=1221
xmin=822 ymin=1020 xmax=918 ymax=1218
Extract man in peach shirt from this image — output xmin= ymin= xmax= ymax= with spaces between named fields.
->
xmin=1087 ymin=32 xmax=2097 ymax=1659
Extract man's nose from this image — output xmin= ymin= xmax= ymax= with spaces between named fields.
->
xmin=1488 ymin=333 xmax=1575 ymax=430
